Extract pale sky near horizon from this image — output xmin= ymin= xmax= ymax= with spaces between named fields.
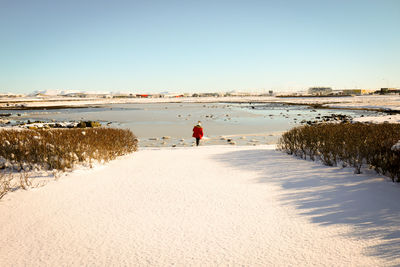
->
xmin=0 ymin=0 xmax=399 ymax=94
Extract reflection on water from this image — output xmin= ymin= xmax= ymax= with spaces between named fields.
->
xmin=5 ymin=103 xmax=380 ymax=147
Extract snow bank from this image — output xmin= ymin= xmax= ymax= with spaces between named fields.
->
xmin=354 ymin=114 xmax=400 ymax=124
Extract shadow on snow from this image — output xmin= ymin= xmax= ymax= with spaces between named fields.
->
xmin=213 ymin=148 xmax=400 ymax=261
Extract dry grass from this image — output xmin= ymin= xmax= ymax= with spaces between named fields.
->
xmin=19 ymin=171 xmax=31 ymax=190
xmin=0 ymin=171 xmax=12 ymax=199
xmin=278 ymin=123 xmax=400 ymax=182
xmin=0 ymin=128 xmax=138 ymax=199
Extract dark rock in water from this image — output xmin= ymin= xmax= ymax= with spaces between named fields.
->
xmin=87 ymin=121 xmax=101 ymax=127
xmin=77 ymin=121 xmax=101 ymax=128
xmin=227 ymin=139 xmax=232 ymax=142
xmin=0 ymin=113 xmax=11 ymax=117
xmin=384 ymin=109 xmax=400 ymax=115
xmin=77 ymin=122 xmax=87 ymax=128
xmin=300 ymin=113 xmax=353 ymax=125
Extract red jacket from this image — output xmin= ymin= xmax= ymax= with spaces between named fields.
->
xmin=192 ymin=125 xmax=204 ymax=139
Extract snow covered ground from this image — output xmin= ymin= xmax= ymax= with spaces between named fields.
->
xmin=354 ymin=114 xmax=400 ymax=124
xmin=1 ymin=145 xmax=399 ymax=266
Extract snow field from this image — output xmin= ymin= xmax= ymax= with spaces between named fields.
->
xmin=0 ymin=145 xmax=399 ymax=266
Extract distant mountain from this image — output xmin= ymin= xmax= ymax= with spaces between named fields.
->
xmin=30 ymin=90 xmax=113 ymax=96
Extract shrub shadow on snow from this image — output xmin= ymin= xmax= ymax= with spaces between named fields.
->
xmin=213 ymin=148 xmax=400 ymax=261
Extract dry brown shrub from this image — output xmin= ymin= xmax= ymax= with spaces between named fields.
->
xmin=0 ymin=128 xmax=138 ymax=200
xmin=278 ymin=123 xmax=400 ymax=181
xmin=0 ymin=128 xmax=138 ymax=171
xmin=0 ymin=171 xmax=12 ymax=199
xmin=19 ymin=172 xmax=31 ymax=190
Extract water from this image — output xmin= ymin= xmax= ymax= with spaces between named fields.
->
xmin=2 ymin=102 xmax=381 ymax=147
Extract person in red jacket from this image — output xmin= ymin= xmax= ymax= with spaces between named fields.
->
xmin=192 ymin=121 xmax=204 ymax=146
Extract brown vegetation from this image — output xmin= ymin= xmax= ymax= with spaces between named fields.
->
xmin=0 ymin=171 xmax=12 ymax=199
xmin=278 ymin=123 xmax=400 ymax=182
xmin=0 ymin=128 xmax=138 ymax=199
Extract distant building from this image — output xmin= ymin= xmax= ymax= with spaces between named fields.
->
xmin=0 ymin=93 xmax=25 ymax=98
xmin=335 ymin=89 xmax=374 ymax=96
xmin=308 ymin=87 xmax=332 ymax=95
xmin=379 ymin=88 xmax=400 ymax=94
xmin=198 ymin=93 xmax=221 ymax=97
xmin=160 ymin=92 xmax=184 ymax=98
xmin=62 ymin=92 xmax=87 ymax=98
xmin=226 ymin=91 xmax=263 ymax=97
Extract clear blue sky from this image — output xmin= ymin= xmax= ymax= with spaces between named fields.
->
xmin=0 ymin=0 xmax=399 ymax=94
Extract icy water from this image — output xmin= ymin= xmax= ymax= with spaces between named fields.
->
xmin=4 ymin=102 xmax=381 ymax=147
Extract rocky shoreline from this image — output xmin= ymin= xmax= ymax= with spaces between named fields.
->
xmin=0 ymin=120 xmax=106 ymax=130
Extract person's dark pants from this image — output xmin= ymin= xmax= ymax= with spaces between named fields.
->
xmin=196 ymin=138 xmax=200 ymax=146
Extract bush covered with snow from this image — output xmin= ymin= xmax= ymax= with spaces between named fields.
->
xmin=0 ymin=128 xmax=138 ymax=171
xmin=278 ymin=123 xmax=400 ymax=182
xmin=0 ymin=128 xmax=138 ymax=199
